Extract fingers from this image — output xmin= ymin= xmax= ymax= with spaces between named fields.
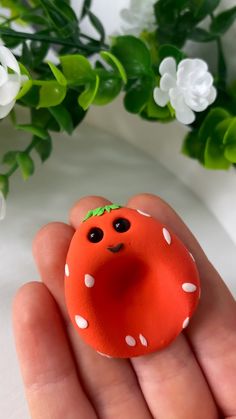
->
xmin=132 ymin=335 xmax=218 ymax=419
xmin=12 ymin=282 xmax=96 ymax=419
xmin=33 ymin=197 xmax=152 ymax=419
xmin=128 ymin=193 xmax=236 ymax=417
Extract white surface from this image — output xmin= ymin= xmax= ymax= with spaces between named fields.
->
xmin=0 ymin=122 xmax=236 ymax=419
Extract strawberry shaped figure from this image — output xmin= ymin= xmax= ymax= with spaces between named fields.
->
xmin=65 ymin=204 xmax=200 ymax=358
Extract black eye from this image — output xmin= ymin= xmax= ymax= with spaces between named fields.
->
xmin=87 ymin=227 xmax=104 ymax=243
xmin=113 ymin=218 xmax=131 ymax=233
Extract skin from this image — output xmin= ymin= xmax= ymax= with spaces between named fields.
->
xmin=12 ymin=193 xmax=236 ymax=419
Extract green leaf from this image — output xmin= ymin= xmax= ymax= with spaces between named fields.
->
xmin=2 ymin=151 xmax=18 ymax=166
xmin=81 ymin=0 xmax=92 ymax=18
xmin=18 ymin=62 xmax=31 ymax=79
xmin=111 ymin=36 xmax=152 ymax=77
xmin=0 ymin=174 xmax=9 ymax=198
xmin=47 ymin=62 xmax=67 ymax=86
xmin=49 ymin=105 xmax=73 ymax=134
xmin=78 ymin=74 xmax=100 ymax=110
xmin=16 ymin=79 xmax=33 ymax=100
xmin=38 ymin=81 xmax=67 ymax=108
xmin=124 ymin=75 xmax=154 ymax=114
xmin=87 ymin=10 xmax=105 ymax=43
xmin=199 ymin=108 xmax=231 ymax=142
xmin=182 ymin=131 xmax=202 ymax=159
xmin=100 ymin=51 xmax=127 ymax=83
xmin=192 ymin=0 xmax=220 ymax=22
xmin=93 ymin=70 xmax=122 ymax=105
xmin=223 ymin=118 xmax=236 ymax=145
xmin=20 ymin=85 xmax=40 ymax=107
xmin=16 ymin=152 xmax=35 ymax=180
xmin=63 ymin=89 xmax=87 ymax=128
xmin=204 ymin=136 xmax=231 ymax=169
xmin=16 ymin=124 xmax=49 ymax=140
xmin=188 ymin=27 xmax=217 ymax=42
xmin=214 ymin=118 xmax=234 ymax=143
xmin=143 ymin=94 xmax=172 ymax=121
xmin=158 ymin=44 xmax=186 ymax=64
xmin=60 ymin=54 xmax=93 ymax=84
xmin=210 ymin=6 xmax=236 ymax=35
xmin=224 ymin=144 xmax=236 ymax=162
xmin=34 ymin=136 xmax=52 ymax=162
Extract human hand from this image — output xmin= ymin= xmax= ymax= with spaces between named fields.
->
xmin=13 ymin=194 xmax=236 ymax=419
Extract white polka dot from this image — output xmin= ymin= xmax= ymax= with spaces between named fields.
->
xmin=97 ymin=351 xmax=112 ymax=358
xmin=125 ymin=335 xmax=136 ymax=346
xmin=182 ymin=283 xmax=197 ymax=292
xmin=163 ymin=228 xmax=171 ymax=245
xmin=139 ymin=334 xmax=148 ymax=346
xmin=182 ymin=317 xmax=190 ymax=329
xmin=75 ymin=315 xmax=88 ymax=329
xmin=85 ymin=274 xmax=95 ymax=288
xmin=137 ymin=209 xmax=151 ymax=217
xmin=189 ymin=252 xmax=195 ymax=262
xmin=65 ymin=264 xmax=69 ymax=277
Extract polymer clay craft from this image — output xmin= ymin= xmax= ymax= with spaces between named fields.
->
xmin=65 ymin=204 xmax=200 ymax=358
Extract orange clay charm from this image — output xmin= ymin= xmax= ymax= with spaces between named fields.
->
xmin=65 ymin=204 xmax=200 ymax=358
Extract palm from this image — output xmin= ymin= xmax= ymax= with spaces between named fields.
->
xmin=13 ymin=194 xmax=236 ymax=419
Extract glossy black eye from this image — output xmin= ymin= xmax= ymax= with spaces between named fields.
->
xmin=87 ymin=227 xmax=104 ymax=243
xmin=113 ymin=218 xmax=131 ymax=233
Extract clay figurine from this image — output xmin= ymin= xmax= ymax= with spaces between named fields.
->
xmin=65 ymin=204 xmax=200 ymax=358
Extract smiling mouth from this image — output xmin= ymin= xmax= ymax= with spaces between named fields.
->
xmin=107 ymin=243 xmax=124 ymax=253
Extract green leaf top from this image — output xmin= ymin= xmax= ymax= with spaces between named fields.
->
xmin=83 ymin=204 xmax=122 ymax=222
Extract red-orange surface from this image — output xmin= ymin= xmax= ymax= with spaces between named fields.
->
xmin=65 ymin=206 xmax=200 ymax=358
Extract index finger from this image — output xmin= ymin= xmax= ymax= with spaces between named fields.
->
xmin=127 ymin=193 xmax=236 ymax=418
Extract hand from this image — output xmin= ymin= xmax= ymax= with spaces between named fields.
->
xmin=13 ymin=194 xmax=236 ymax=419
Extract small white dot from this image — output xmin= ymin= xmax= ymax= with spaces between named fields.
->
xmin=125 ymin=335 xmax=136 ymax=347
xmin=97 ymin=351 xmax=112 ymax=358
xmin=139 ymin=334 xmax=148 ymax=346
xmin=85 ymin=274 xmax=95 ymax=288
xmin=182 ymin=283 xmax=197 ymax=293
xmin=182 ymin=317 xmax=190 ymax=329
xmin=137 ymin=209 xmax=151 ymax=217
xmin=189 ymin=252 xmax=195 ymax=262
xmin=65 ymin=264 xmax=69 ymax=277
xmin=75 ymin=315 xmax=88 ymax=329
xmin=163 ymin=228 xmax=171 ymax=245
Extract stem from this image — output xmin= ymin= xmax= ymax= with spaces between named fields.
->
xmin=210 ymin=12 xmax=227 ymax=87
xmin=216 ymin=37 xmax=227 ymax=86
xmin=0 ymin=27 xmax=108 ymax=51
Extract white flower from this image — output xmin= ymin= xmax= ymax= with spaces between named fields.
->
xmin=0 ymin=46 xmax=26 ymax=119
xmin=153 ymin=57 xmax=217 ymax=125
xmin=0 ymin=191 xmax=6 ymax=220
xmin=120 ymin=0 xmax=156 ymax=36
